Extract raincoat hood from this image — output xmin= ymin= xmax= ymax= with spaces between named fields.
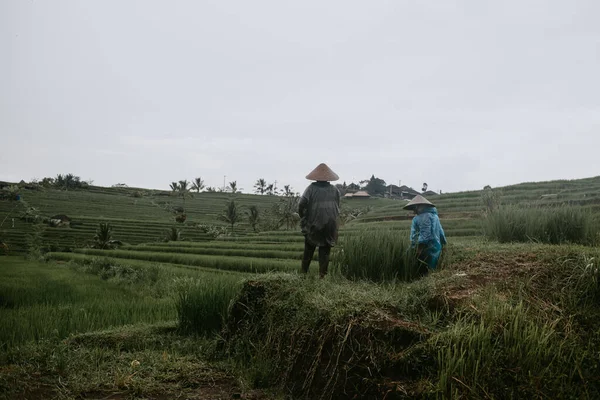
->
xmin=420 ymin=206 xmax=438 ymax=215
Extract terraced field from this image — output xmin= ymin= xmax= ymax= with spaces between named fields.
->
xmin=0 ymin=187 xmax=281 ymax=254
xmin=3 ymin=176 xmax=600 ymax=265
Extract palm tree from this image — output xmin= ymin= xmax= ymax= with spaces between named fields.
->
xmin=247 ymin=205 xmax=260 ymax=232
xmin=283 ymin=185 xmax=294 ymax=197
xmin=164 ymin=227 xmax=181 ymax=242
xmin=228 ymin=181 xmax=238 ymax=194
xmin=266 ymin=184 xmax=274 ymax=196
xmin=177 ymin=180 xmax=192 ymax=209
xmin=179 ymin=180 xmax=190 ymax=192
xmin=279 ymin=196 xmax=300 ymax=229
xmin=254 ymin=178 xmax=267 ymax=195
xmin=192 ymin=177 xmax=205 ymax=193
xmin=170 ymin=182 xmax=179 ymax=192
xmin=94 ymin=222 xmax=113 ymax=249
xmin=219 ymin=199 xmax=241 ymax=233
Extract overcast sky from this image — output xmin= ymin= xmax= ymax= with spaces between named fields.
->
xmin=1 ymin=1 xmax=599 ymax=194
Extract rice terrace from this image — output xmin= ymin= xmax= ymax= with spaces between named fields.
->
xmin=1 ymin=175 xmax=599 ymax=399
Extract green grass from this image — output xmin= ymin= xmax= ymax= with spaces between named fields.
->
xmin=176 ymin=276 xmax=243 ymax=335
xmin=45 ymin=251 xmax=251 ymax=276
xmin=222 ymin=245 xmax=600 ymax=399
xmin=0 ymin=323 xmax=255 ymax=400
xmin=145 ymin=240 xmax=306 ymax=251
xmin=0 ymin=257 xmax=175 ymax=350
xmin=70 ymin=248 xmax=299 ymax=273
xmin=3 ymin=176 xmax=600 ymax=398
xmin=121 ymin=244 xmax=309 ymax=260
xmin=483 ymin=205 xmax=599 ymax=244
xmin=332 ymin=229 xmax=426 ymax=281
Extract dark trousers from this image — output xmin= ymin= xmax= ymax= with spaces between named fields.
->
xmin=301 ymin=237 xmax=331 ymax=277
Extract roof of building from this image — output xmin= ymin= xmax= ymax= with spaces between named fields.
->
xmin=387 ymin=185 xmax=420 ymax=195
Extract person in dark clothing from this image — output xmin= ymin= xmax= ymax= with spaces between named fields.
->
xmin=298 ymin=163 xmax=341 ymax=278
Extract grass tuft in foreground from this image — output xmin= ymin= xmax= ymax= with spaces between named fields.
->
xmin=175 ymin=276 xmax=243 ymax=335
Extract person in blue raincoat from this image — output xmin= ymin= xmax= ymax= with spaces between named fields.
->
xmin=403 ymin=195 xmax=447 ymax=271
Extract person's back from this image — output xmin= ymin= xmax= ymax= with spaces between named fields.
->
xmin=298 ymin=163 xmax=341 ymax=277
xmin=403 ymin=195 xmax=447 ymax=271
xmin=299 ymin=182 xmax=340 ymax=245
xmin=411 ymin=206 xmax=446 ymax=246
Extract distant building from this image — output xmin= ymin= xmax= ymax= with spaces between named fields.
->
xmin=385 ymin=185 xmax=420 ymax=200
xmin=422 ymin=190 xmax=439 ymax=197
xmin=345 ymin=190 xmax=371 ymax=199
xmin=353 ymin=190 xmax=371 ymax=198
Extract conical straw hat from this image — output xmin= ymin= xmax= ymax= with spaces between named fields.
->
xmin=305 ymin=163 xmax=339 ymax=182
xmin=403 ymin=194 xmax=435 ymax=210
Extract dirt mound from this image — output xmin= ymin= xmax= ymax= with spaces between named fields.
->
xmin=431 ymin=251 xmax=547 ymax=309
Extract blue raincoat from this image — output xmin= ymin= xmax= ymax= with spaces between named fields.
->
xmin=410 ymin=206 xmax=447 ymax=269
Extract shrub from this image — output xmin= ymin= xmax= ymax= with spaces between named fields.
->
xmin=197 ymin=224 xmax=228 ymax=239
xmin=481 ymin=187 xmax=502 ymax=213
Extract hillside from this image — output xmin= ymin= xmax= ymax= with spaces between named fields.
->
xmin=2 ymin=175 xmax=600 ymax=255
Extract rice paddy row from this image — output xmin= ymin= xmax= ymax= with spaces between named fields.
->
xmin=50 ymin=248 xmax=299 ymax=273
xmin=0 ymin=256 xmax=248 ymax=349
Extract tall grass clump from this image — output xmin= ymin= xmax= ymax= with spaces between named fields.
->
xmin=331 ymin=229 xmax=423 ymax=282
xmin=432 ymin=292 xmax=590 ymax=398
xmin=483 ymin=205 xmax=598 ymax=245
xmin=175 ymin=276 xmax=242 ymax=335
